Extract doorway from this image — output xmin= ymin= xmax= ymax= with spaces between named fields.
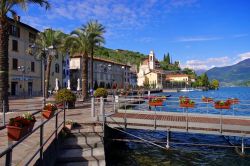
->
xmin=11 ymin=82 xmax=18 ymax=96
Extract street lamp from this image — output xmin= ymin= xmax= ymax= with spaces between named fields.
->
xmin=29 ymin=44 xmax=57 ymax=107
xmin=18 ymin=66 xmax=30 ymax=98
xmin=121 ymin=66 xmax=125 ymax=89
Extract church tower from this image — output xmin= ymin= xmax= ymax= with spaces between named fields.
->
xmin=149 ymin=50 xmax=155 ymax=70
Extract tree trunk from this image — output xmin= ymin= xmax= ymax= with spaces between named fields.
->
xmin=81 ymin=53 xmax=88 ymax=100
xmin=0 ymin=20 xmax=9 ymax=112
xmin=90 ymin=46 xmax=94 ymax=93
xmin=45 ymin=56 xmax=52 ymax=98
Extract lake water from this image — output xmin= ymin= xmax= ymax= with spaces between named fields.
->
xmin=106 ymin=87 xmax=250 ymax=166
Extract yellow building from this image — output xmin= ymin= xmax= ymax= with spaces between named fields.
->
xmin=8 ymin=18 xmax=42 ymax=97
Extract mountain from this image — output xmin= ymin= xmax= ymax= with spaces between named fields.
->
xmin=206 ymin=58 xmax=250 ymax=86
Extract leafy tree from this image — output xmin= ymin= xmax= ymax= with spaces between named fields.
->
xmin=210 ymin=79 xmax=219 ymax=89
xmin=165 ymin=53 xmax=170 ymax=64
xmin=83 ymin=20 xmax=105 ymax=93
xmin=0 ymin=0 xmax=49 ymax=112
xmin=35 ymin=29 xmax=65 ymax=98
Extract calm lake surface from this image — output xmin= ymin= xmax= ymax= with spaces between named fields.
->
xmin=106 ymin=87 xmax=250 ymax=166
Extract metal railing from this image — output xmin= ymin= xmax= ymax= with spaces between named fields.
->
xmin=0 ymin=102 xmax=67 ymax=166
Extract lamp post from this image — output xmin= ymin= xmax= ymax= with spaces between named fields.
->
xmin=29 ymin=44 xmax=57 ymax=107
xmin=121 ymin=66 xmax=125 ymax=89
xmin=18 ymin=66 xmax=30 ymax=98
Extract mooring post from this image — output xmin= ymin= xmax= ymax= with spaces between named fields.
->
xmin=166 ymin=129 xmax=170 ymax=149
xmin=91 ymin=97 xmax=95 ymax=118
xmin=241 ymin=136 xmax=245 ymax=155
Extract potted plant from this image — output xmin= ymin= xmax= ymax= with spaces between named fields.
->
xmin=202 ymin=96 xmax=213 ymax=103
xmin=42 ymin=103 xmax=57 ymax=119
xmin=22 ymin=112 xmax=36 ymax=132
xmin=7 ymin=113 xmax=36 ymax=141
xmin=94 ymin=88 xmax=108 ymax=100
xmin=180 ymin=98 xmax=195 ymax=108
xmin=149 ymin=98 xmax=163 ymax=106
xmin=226 ymin=98 xmax=239 ymax=105
xmin=214 ymin=100 xmax=231 ymax=109
xmin=55 ymin=89 xmax=77 ymax=109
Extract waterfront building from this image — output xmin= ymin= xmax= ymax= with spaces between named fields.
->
xmin=165 ymin=74 xmax=189 ymax=83
xmin=70 ymin=56 xmax=131 ymax=90
xmin=8 ymin=18 xmax=42 ymax=97
xmin=137 ymin=51 xmax=165 ymax=88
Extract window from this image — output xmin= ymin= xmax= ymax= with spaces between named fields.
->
xmin=66 ymin=70 xmax=69 ymax=76
xmin=31 ymin=62 xmax=35 ymax=72
xmin=12 ymin=58 xmax=18 ymax=70
xmin=9 ymin=25 xmax=20 ymax=37
xmin=29 ymin=32 xmax=36 ymax=43
xmin=12 ymin=40 xmax=18 ymax=51
xmin=55 ymin=64 xmax=60 ymax=73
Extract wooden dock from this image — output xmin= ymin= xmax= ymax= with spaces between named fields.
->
xmin=104 ymin=109 xmax=250 ymax=137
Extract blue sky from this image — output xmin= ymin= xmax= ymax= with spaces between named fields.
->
xmin=15 ymin=0 xmax=250 ymax=70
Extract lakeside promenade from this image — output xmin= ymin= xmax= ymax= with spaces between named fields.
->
xmin=0 ymin=98 xmax=108 ymax=165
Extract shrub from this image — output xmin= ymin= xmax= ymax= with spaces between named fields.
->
xmin=94 ymin=88 xmax=108 ymax=98
xmin=55 ymin=89 xmax=76 ymax=103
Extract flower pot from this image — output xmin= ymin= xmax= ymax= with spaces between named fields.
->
xmin=214 ymin=104 xmax=230 ymax=109
xmin=28 ymin=121 xmax=35 ymax=132
xmin=149 ymin=101 xmax=163 ymax=106
xmin=42 ymin=110 xmax=55 ymax=119
xmin=7 ymin=125 xmax=27 ymax=141
xmin=180 ymin=103 xmax=195 ymax=108
xmin=67 ymin=101 xmax=75 ymax=109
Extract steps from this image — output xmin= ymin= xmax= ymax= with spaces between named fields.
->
xmin=56 ymin=124 xmax=105 ymax=166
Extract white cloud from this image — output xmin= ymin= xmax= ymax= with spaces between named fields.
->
xmin=182 ymin=52 xmax=250 ymax=71
xmin=175 ymin=36 xmax=222 ymax=42
xmin=237 ymin=52 xmax=250 ymax=61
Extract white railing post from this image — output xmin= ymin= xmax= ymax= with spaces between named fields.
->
xmin=115 ymin=95 xmax=119 ymax=113
xmin=166 ymin=128 xmax=170 ymax=149
xmin=91 ymin=97 xmax=95 ymax=118
xmin=242 ymin=136 xmax=245 ymax=155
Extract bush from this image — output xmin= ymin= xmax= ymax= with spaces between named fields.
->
xmin=55 ymin=89 xmax=76 ymax=103
xmin=94 ymin=88 xmax=108 ymax=98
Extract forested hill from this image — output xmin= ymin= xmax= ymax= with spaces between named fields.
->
xmin=94 ymin=47 xmax=147 ymax=67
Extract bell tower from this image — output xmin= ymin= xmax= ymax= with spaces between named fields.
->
xmin=149 ymin=50 xmax=155 ymax=70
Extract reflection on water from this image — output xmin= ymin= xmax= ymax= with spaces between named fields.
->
xmin=106 ymin=87 xmax=250 ymax=165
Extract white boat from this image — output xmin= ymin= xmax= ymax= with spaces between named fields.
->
xmin=180 ymin=88 xmax=195 ymax=92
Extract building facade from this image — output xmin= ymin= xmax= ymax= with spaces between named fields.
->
xmin=137 ymin=51 xmax=164 ymax=88
xmin=70 ymin=56 xmax=131 ymax=90
xmin=8 ymin=19 xmax=42 ymax=97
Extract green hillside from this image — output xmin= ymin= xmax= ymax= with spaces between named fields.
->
xmin=94 ymin=47 xmax=147 ymax=68
xmin=206 ymin=58 xmax=250 ymax=86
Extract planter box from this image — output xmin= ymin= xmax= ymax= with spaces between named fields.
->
xmin=28 ymin=121 xmax=35 ymax=132
xmin=214 ymin=104 xmax=230 ymax=109
xmin=149 ymin=101 xmax=163 ymax=107
xmin=7 ymin=126 xmax=27 ymax=141
xmin=202 ymin=98 xmax=213 ymax=103
xmin=42 ymin=110 xmax=55 ymax=119
xmin=180 ymin=103 xmax=195 ymax=108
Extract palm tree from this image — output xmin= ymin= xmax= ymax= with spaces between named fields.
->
xmin=34 ymin=29 xmax=65 ymax=98
xmin=0 ymin=0 xmax=50 ymax=112
xmin=64 ymin=28 xmax=90 ymax=100
xmin=82 ymin=20 xmax=105 ymax=93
